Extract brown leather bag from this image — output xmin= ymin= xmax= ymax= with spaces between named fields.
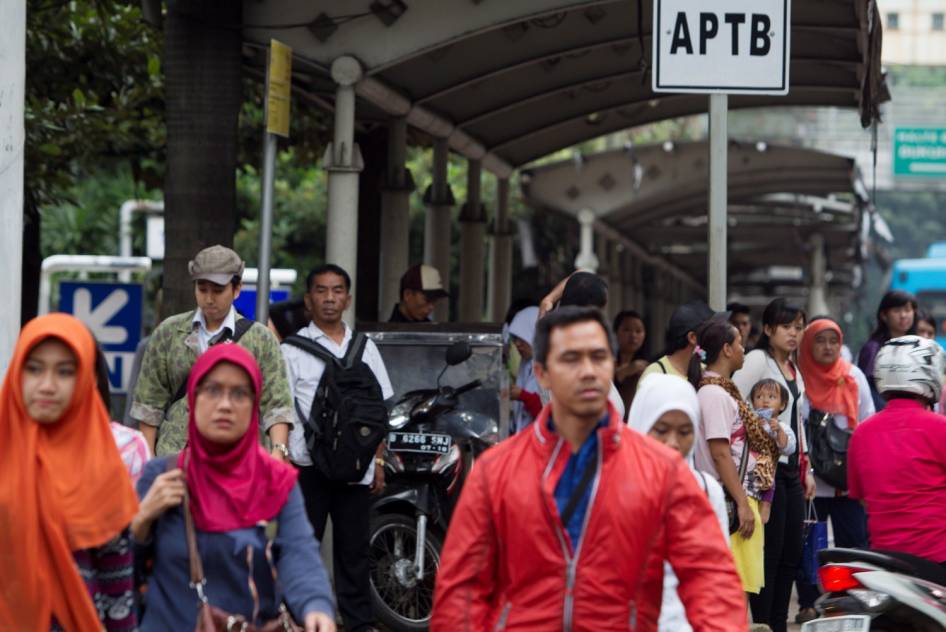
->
xmin=181 ymin=470 xmax=302 ymax=632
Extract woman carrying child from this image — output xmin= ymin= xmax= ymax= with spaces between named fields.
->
xmin=733 ymin=298 xmax=812 ymax=632
xmin=793 ymin=317 xmax=875 ymax=622
xmin=690 ymin=318 xmax=783 ymax=599
xmin=748 ymin=379 xmax=793 ymax=525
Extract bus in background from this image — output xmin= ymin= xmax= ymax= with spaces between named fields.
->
xmin=890 ymin=242 xmax=946 ymax=348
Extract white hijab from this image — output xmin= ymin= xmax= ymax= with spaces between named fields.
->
xmin=627 ymin=374 xmax=702 ymax=465
xmin=626 ymin=374 xmax=730 ymax=632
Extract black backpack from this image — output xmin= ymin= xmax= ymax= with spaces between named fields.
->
xmin=283 ymin=333 xmax=389 ymax=482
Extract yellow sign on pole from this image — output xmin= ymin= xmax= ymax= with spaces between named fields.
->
xmin=266 ymin=39 xmax=292 ymax=137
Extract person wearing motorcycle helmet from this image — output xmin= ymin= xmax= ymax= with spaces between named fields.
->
xmin=847 ymin=335 xmax=946 ymax=565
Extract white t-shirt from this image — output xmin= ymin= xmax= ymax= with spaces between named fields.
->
xmin=800 ymin=364 xmax=875 ymax=497
xmin=282 ymin=323 xmax=394 ymax=485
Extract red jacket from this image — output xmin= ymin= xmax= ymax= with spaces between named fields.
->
xmin=431 ymin=404 xmax=747 ymax=632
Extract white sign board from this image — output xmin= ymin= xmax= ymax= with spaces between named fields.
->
xmin=653 ymin=0 xmax=790 ymax=95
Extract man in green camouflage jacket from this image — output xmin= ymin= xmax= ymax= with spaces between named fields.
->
xmin=130 ymin=245 xmax=293 ymax=459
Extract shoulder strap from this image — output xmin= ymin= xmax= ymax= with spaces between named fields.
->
xmin=561 ymin=448 xmax=599 ymax=527
xmin=283 ymin=334 xmax=339 ymax=366
xmin=229 ymin=317 xmax=254 ymax=344
xmin=170 ymin=453 xmax=206 ymax=593
xmin=341 ymin=332 xmax=369 ymax=369
xmin=657 ymin=359 xmax=668 ymax=374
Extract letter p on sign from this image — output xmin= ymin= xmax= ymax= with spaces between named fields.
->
xmin=653 ymin=0 xmax=790 ymax=95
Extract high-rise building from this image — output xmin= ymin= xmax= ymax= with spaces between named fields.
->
xmin=880 ymin=1 xmax=946 ymax=66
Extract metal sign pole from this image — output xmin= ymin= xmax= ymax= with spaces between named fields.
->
xmin=256 ymin=133 xmax=277 ymax=324
xmin=255 ymin=40 xmax=292 ymax=324
xmin=708 ymin=93 xmax=728 ymax=311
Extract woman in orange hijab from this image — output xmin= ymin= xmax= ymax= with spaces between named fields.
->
xmin=0 ymin=314 xmax=139 ymax=631
xmin=795 ymin=317 xmax=876 ymax=621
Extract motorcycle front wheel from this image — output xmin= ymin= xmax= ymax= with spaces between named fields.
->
xmin=369 ymin=512 xmax=444 ymax=632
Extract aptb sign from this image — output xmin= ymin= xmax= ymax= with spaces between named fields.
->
xmin=653 ymin=0 xmax=791 ymax=95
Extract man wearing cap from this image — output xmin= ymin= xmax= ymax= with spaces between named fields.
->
xmin=130 ymin=245 xmax=294 ymax=458
xmin=637 ymin=300 xmax=717 ymax=388
xmin=389 ymin=264 xmax=450 ymax=323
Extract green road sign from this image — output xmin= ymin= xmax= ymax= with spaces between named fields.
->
xmin=894 ymin=128 xmax=946 ymax=177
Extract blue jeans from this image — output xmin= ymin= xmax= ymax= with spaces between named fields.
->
xmin=797 ymin=496 xmax=869 ymax=608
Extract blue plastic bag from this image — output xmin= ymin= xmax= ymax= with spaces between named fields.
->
xmin=801 ymin=502 xmax=829 ymax=585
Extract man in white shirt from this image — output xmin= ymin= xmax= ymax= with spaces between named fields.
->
xmin=282 ymin=264 xmax=392 ymax=632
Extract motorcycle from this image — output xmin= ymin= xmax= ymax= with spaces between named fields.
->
xmin=368 ymin=341 xmax=499 ymax=631
xmin=803 ymin=547 xmax=946 ymax=632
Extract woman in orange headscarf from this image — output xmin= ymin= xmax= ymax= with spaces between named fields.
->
xmin=795 ymin=317 xmax=876 ymax=621
xmin=0 ymin=314 xmax=139 ymax=631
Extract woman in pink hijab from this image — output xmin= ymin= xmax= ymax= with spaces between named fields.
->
xmin=131 ymin=344 xmax=336 ymax=631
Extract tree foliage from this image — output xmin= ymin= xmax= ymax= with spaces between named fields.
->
xmin=26 ymin=0 xmax=165 ymax=206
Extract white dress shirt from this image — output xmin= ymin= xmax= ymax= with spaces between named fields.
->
xmin=282 ymin=322 xmax=394 ymax=485
xmin=191 ymin=306 xmax=237 ymax=353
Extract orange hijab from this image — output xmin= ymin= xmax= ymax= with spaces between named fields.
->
xmin=0 ymin=314 xmax=139 ymax=631
xmin=799 ymin=319 xmax=860 ymax=429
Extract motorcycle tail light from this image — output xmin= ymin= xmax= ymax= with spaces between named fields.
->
xmin=819 ymin=565 xmax=867 ymax=593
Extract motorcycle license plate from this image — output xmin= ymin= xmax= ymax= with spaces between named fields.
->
xmin=801 ymin=615 xmax=871 ymax=632
xmin=388 ymin=432 xmax=452 ymax=454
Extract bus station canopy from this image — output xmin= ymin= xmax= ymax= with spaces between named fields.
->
xmin=520 ymin=141 xmax=872 ymax=302
xmin=240 ymin=0 xmax=887 ymax=174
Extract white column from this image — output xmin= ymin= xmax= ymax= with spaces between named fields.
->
xmin=808 ymin=233 xmax=830 ymax=317
xmin=609 ymin=244 xmax=624 ymax=319
xmin=574 ymin=209 xmax=599 ymax=272
xmin=324 ymin=56 xmax=364 ymax=325
xmin=0 ymin=2 xmax=25 ymax=372
xmin=459 ymin=159 xmax=485 ymax=322
xmin=708 ymin=93 xmax=728 ymax=311
xmin=378 ymin=117 xmax=413 ymax=319
xmin=489 ymin=177 xmax=513 ymax=322
xmin=424 ymin=138 xmax=453 ymax=322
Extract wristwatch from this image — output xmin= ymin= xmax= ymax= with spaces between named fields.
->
xmin=273 ymin=443 xmax=290 ymax=460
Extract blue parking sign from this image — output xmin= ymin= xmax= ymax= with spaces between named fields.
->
xmin=59 ymin=282 xmax=143 ymax=393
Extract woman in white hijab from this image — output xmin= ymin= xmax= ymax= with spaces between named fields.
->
xmin=627 ymin=374 xmax=729 ymax=632
xmin=508 ymin=306 xmax=542 ymax=432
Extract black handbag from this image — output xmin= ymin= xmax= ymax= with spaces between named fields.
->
xmin=724 ymin=440 xmax=751 ymax=535
xmin=805 ymin=408 xmax=852 ymax=490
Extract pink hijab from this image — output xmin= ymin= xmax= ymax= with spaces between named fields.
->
xmin=179 ymin=344 xmax=297 ymax=532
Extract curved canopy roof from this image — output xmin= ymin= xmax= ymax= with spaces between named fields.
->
xmin=241 ymin=0 xmax=887 ymax=173
xmin=520 ymin=141 xmax=870 ymax=295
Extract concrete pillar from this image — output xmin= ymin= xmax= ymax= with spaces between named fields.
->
xmin=488 ymin=177 xmax=513 ymax=322
xmin=0 ymin=3 xmax=24 ymax=373
xmin=808 ymin=233 xmax=830 ymax=317
xmin=609 ymin=244 xmax=624 ymax=319
xmin=378 ymin=117 xmax=414 ymax=319
xmin=574 ymin=209 xmax=599 ymax=272
xmin=459 ymin=159 xmax=485 ymax=322
xmin=324 ymin=56 xmax=364 ymax=325
xmin=424 ymin=138 xmax=454 ymax=322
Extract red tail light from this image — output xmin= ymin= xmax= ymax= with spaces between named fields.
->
xmin=819 ymin=565 xmax=866 ymax=592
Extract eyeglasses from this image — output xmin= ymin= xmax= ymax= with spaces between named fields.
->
xmin=196 ymin=383 xmax=254 ymax=406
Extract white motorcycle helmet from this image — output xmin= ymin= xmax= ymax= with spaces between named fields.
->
xmin=874 ymin=335 xmax=946 ymax=403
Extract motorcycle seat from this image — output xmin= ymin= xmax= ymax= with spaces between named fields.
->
xmin=819 ymin=548 xmax=946 ymax=587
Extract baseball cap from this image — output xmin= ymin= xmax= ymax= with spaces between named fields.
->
xmin=400 ymin=264 xmax=449 ymax=299
xmin=188 ymin=245 xmax=245 ymax=286
xmin=667 ymin=301 xmax=722 ymax=339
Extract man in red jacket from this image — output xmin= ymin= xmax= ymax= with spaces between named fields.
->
xmin=431 ymin=306 xmax=747 ymax=631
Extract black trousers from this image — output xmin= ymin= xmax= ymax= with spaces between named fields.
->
xmin=297 ymin=465 xmax=374 ymax=632
xmin=797 ymin=497 xmax=869 ymax=608
xmin=749 ymin=463 xmax=805 ymax=632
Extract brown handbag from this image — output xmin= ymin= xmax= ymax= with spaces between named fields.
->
xmin=181 ymin=478 xmax=302 ymax=632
